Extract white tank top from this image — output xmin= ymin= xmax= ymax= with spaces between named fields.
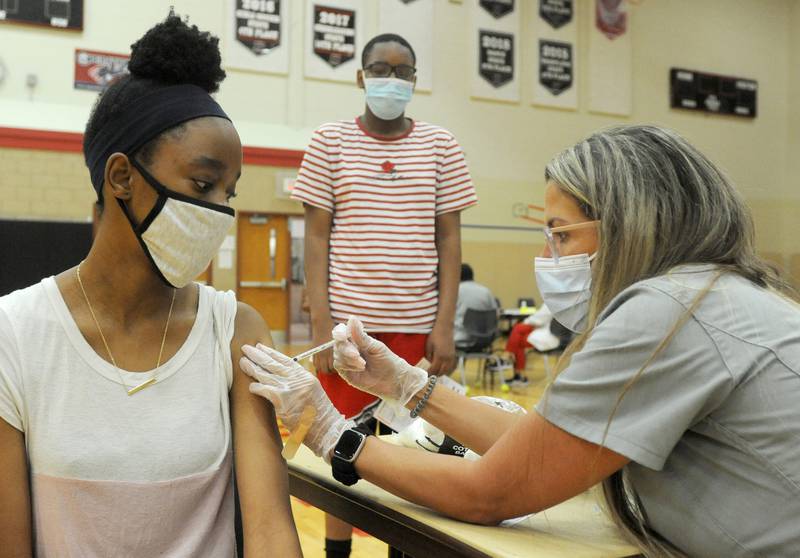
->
xmin=0 ymin=277 xmax=238 ymax=557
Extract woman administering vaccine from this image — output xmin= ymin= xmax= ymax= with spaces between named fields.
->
xmin=242 ymin=125 xmax=800 ymax=557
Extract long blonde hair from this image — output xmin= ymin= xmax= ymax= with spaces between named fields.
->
xmin=544 ymin=125 xmax=797 ymax=556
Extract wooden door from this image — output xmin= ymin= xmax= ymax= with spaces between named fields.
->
xmin=237 ymin=213 xmax=290 ymax=342
xmin=196 ymin=263 xmax=213 ymax=286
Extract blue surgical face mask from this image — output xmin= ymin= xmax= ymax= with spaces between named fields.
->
xmin=364 ymin=77 xmax=413 ymax=120
xmin=534 ymin=253 xmax=595 ymax=333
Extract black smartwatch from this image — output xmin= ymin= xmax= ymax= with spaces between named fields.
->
xmin=331 ymin=425 xmax=372 ymax=486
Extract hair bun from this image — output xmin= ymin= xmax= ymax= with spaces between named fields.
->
xmin=128 ymin=14 xmax=226 ymax=93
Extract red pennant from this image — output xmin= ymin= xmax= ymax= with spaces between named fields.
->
xmin=596 ymin=0 xmax=627 ymax=40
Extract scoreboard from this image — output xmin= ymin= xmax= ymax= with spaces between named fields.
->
xmin=670 ymin=68 xmax=757 ymax=118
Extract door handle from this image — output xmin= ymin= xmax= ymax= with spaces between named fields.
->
xmin=269 ymin=229 xmax=277 ymax=279
xmin=240 ymin=279 xmax=287 ymax=290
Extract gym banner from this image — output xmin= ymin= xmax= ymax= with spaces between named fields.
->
xmin=312 ymin=5 xmax=356 ymax=68
xmin=225 ymin=0 xmax=289 ymax=75
xmin=479 ymin=0 xmax=514 ymax=19
xmin=479 ymin=31 xmax=514 ymax=88
xmin=235 ymin=0 xmax=282 ymax=54
xmin=304 ymin=0 xmax=364 ymax=82
xmin=378 ymin=0 xmax=433 ymax=91
xmin=531 ymin=0 xmax=577 ymax=109
xmin=538 ymin=40 xmax=572 ymax=96
xmin=470 ymin=0 xmax=519 ymax=102
xmin=596 ymin=0 xmax=626 ymax=39
xmin=589 ymin=0 xmax=631 ymax=115
xmin=74 ymin=49 xmax=129 ymax=92
xmin=539 ymin=0 xmax=572 ymax=29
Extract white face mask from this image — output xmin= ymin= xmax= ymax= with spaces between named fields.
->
xmin=534 ymin=253 xmax=594 ymax=333
xmin=123 ymin=159 xmax=235 ymax=288
xmin=364 ymin=77 xmax=413 ymax=120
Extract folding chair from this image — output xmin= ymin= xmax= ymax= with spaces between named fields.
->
xmin=455 ymin=308 xmax=501 ymax=388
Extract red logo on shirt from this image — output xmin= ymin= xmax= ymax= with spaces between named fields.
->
xmin=381 ymin=160 xmax=395 ymax=174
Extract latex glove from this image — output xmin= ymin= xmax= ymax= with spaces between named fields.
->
xmin=332 ymin=316 xmax=428 ymax=406
xmin=240 ymin=344 xmax=353 ymax=463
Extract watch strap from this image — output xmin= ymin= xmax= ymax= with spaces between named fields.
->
xmin=331 ymin=425 xmax=373 ymax=486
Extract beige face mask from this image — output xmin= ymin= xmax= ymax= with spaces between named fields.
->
xmin=123 ymin=158 xmax=235 ymax=288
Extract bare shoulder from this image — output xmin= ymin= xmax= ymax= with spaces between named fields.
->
xmin=230 ymin=302 xmax=273 ymax=392
xmin=232 ymin=302 xmax=274 ymax=353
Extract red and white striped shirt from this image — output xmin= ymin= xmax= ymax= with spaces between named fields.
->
xmin=292 ymin=118 xmax=477 ymax=333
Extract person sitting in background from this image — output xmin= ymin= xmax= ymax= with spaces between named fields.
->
xmin=504 ymin=303 xmax=551 ymax=385
xmin=454 ymin=264 xmax=498 ymax=346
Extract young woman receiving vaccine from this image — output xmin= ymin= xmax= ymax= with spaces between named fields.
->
xmin=242 ymin=125 xmax=800 ymax=557
xmin=0 ymin=15 xmax=301 ymax=556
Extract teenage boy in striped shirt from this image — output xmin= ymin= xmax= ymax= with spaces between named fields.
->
xmin=291 ymin=33 xmax=477 ymax=558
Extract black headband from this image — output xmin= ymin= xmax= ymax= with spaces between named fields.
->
xmin=85 ymin=83 xmax=230 ymax=195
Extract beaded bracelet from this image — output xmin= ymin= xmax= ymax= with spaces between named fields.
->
xmin=410 ymin=375 xmax=438 ymax=418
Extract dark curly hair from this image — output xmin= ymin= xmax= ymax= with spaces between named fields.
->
xmin=83 ymin=13 xmax=226 ymax=204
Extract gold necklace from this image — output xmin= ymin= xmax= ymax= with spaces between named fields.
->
xmin=76 ymin=262 xmax=177 ymax=396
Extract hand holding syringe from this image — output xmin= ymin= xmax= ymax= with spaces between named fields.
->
xmin=241 ymin=318 xmax=427 ymax=461
xmin=281 ymin=326 xmax=423 ymax=458
xmin=332 ymin=318 xmax=427 ymax=406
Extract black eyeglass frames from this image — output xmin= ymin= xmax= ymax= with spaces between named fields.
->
xmin=363 ymin=62 xmax=417 ymax=81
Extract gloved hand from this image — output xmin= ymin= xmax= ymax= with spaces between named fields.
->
xmin=240 ymin=344 xmax=353 ymax=463
xmin=332 ymin=316 xmax=428 ymax=406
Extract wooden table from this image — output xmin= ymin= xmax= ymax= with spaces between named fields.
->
xmin=288 ymin=445 xmax=639 ymax=558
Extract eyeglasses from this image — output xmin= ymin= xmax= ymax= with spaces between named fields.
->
xmin=364 ymin=62 xmax=417 ymax=81
xmin=543 ymin=220 xmax=600 ymax=264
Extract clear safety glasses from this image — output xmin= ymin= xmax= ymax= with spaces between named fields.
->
xmin=543 ymin=220 xmax=601 ymax=264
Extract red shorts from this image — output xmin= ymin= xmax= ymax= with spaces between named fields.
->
xmin=317 ymin=332 xmax=427 ymax=419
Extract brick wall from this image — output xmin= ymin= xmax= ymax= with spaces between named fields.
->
xmin=0 ymin=148 xmax=94 ymax=220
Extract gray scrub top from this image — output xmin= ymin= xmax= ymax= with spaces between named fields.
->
xmin=536 ymin=265 xmax=800 ymax=557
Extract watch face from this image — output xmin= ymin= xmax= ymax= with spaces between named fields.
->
xmin=334 ymin=430 xmax=364 ymax=462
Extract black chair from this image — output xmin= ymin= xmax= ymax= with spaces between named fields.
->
xmin=455 ymin=308 xmax=502 ymax=387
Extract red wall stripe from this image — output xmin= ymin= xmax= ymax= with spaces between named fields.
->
xmin=0 ymin=127 xmax=84 ymax=153
xmin=0 ymin=126 xmax=304 ymax=168
xmin=242 ymin=145 xmax=304 ymax=167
